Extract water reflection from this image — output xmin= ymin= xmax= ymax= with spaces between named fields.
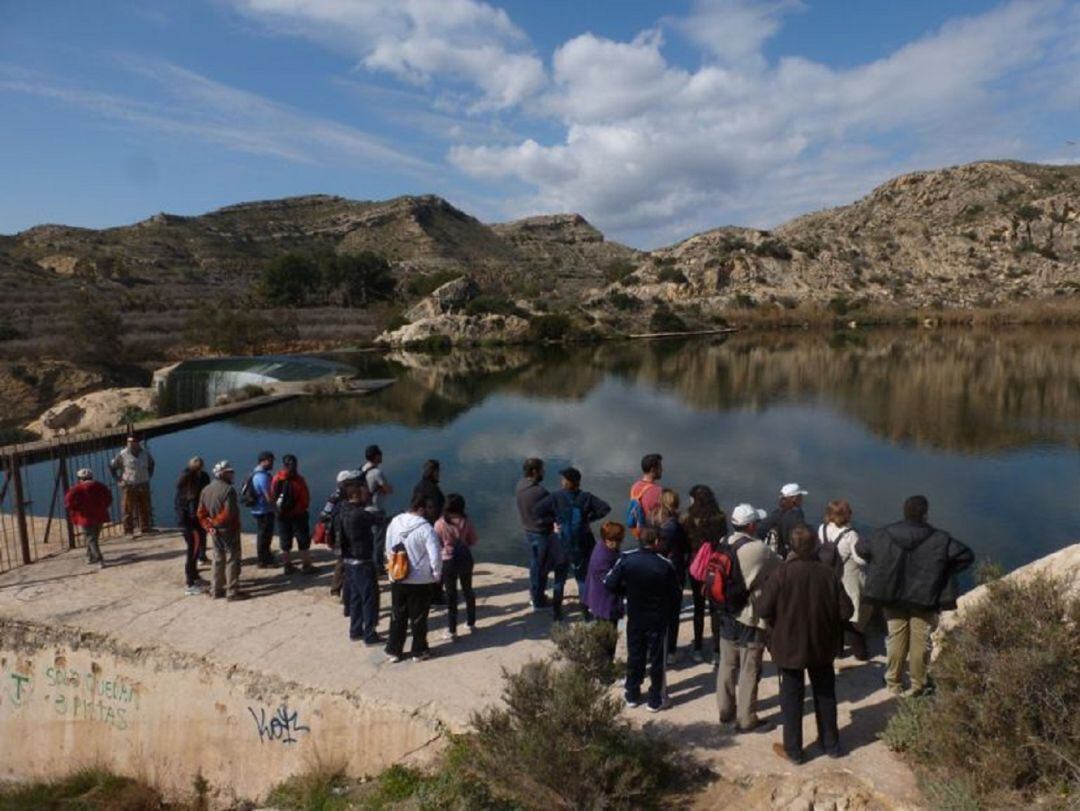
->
xmin=128 ymin=329 xmax=1078 ymax=575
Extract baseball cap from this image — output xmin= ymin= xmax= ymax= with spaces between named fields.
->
xmin=559 ymin=467 xmax=582 ymax=486
xmin=337 ymin=469 xmax=362 ymax=484
xmin=731 ymin=503 xmax=767 ymax=527
xmin=780 ymin=483 xmax=808 ymax=498
xmin=212 ymin=460 xmax=234 ymax=478
xmin=76 ymin=468 xmax=94 ymax=480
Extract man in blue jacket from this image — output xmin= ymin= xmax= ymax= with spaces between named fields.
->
xmin=604 ymin=527 xmax=682 ymax=712
xmin=856 ymin=495 xmax=974 ymax=696
xmin=250 ymin=451 xmax=277 ymax=568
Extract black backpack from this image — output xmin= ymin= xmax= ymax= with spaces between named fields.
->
xmin=239 ymin=472 xmax=259 ymax=508
xmin=272 ymin=477 xmax=295 ymax=513
xmin=817 ymin=525 xmax=850 ymax=577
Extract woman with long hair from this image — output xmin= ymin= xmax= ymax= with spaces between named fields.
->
xmin=819 ymin=499 xmax=870 ymax=660
xmin=683 ymin=484 xmax=728 ymax=663
xmin=434 ymin=493 xmax=478 ymax=640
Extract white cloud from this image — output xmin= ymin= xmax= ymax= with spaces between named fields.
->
xmin=230 ymin=0 xmax=546 ymax=110
xmin=0 ymin=58 xmax=429 ymax=171
xmin=448 ymin=0 xmax=1078 ymax=246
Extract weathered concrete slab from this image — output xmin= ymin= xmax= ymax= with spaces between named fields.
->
xmin=0 ymin=532 xmax=922 ymax=807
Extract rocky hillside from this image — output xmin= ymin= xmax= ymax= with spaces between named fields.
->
xmin=612 ymin=161 xmax=1080 ymax=315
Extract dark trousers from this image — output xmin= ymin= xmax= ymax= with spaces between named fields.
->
xmin=386 ymin=582 xmax=434 ymax=657
xmin=345 ymin=561 xmax=379 ymax=643
xmin=442 ymin=552 xmax=476 ymax=635
xmin=526 ymin=531 xmax=549 ymax=607
xmin=779 ymin=665 xmax=840 ymax=758
xmin=550 ymin=561 xmax=570 ymax=617
xmin=690 ymin=578 xmax=718 ymax=652
xmin=180 ymin=521 xmax=200 ymax=587
xmin=625 ymin=624 xmax=666 ymax=706
xmin=254 ymin=512 xmax=275 ymax=563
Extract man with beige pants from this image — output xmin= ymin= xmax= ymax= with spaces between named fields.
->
xmin=110 ymin=435 xmax=155 ymax=535
xmin=197 ymin=461 xmax=247 ymax=601
xmin=857 ymin=495 xmax=973 ymax=696
xmin=715 ymin=503 xmax=781 ymax=732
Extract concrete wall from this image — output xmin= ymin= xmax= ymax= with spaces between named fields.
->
xmin=0 ymin=621 xmax=443 ymax=805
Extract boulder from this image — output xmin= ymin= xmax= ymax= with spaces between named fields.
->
xmin=404 ymin=276 xmax=479 ymax=321
xmin=26 ymin=387 xmax=157 ymax=438
xmin=378 ymin=313 xmax=530 ymax=347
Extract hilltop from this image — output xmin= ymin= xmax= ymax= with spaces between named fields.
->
xmin=0 ymin=158 xmax=1078 ymax=368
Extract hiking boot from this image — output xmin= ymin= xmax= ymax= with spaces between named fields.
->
xmin=329 ymin=587 xmax=341 ymax=597
xmin=413 ymin=650 xmax=433 ymax=662
xmin=772 ymin=742 xmax=802 ymax=765
xmin=363 ymin=635 xmax=382 ymax=646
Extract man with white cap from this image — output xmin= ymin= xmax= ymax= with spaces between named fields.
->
xmin=64 ymin=468 xmax=112 ymax=567
xmin=321 ymin=469 xmax=363 ymax=600
xmin=716 ymin=503 xmax=781 ymax=733
xmin=758 ymin=483 xmax=808 ymax=559
xmin=197 ymin=460 xmax=246 ymax=601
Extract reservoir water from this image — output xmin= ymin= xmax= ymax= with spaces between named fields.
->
xmin=133 ymin=329 xmax=1080 ymax=573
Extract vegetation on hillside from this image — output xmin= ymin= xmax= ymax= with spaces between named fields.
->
xmin=260 ymin=252 xmax=395 ymax=308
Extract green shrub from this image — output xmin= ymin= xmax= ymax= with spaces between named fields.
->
xmin=603 ymin=258 xmax=637 ymax=284
xmin=261 ymin=253 xmax=321 ymax=306
xmin=550 ymin=620 xmax=620 ymax=684
xmin=753 ymin=239 xmax=793 ymax=260
xmin=657 ymin=267 xmax=688 ymax=285
xmin=0 ymin=767 xmax=164 ymax=810
xmin=320 ymin=251 xmax=396 ymax=307
xmin=528 ymin=313 xmax=572 ymax=341
xmin=732 ymin=293 xmax=756 ymax=309
xmin=649 ymin=304 xmax=688 ymax=333
xmin=184 ymin=303 xmax=291 ymax=354
xmin=973 ymin=558 xmax=1006 ymax=586
xmin=467 ymin=660 xmax=681 ymax=809
xmin=608 ymin=291 xmax=642 ymax=311
xmin=465 ymin=295 xmax=525 ymax=318
xmin=882 ymin=574 xmax=1080 ymax=806
xmin=828 ymin=296 xmax=851 ymax=315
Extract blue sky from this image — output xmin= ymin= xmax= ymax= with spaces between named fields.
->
xmin=2 ymin=0 xmax=1078 ymax=248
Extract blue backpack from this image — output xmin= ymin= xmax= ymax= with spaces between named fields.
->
xmin=626 ymin=480 xmax=655 ymax=537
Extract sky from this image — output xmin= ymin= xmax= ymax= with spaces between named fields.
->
xmin=2 ymin=0 xmax=1079 ymax=248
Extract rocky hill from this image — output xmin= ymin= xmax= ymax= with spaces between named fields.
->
xmin=1 ymin=160 xmax=1078 ymax=359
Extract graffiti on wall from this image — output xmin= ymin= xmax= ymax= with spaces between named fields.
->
xmin=248 ymin=703 xmax=310 ymax=745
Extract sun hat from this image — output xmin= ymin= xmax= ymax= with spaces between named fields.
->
xmin=780 ymin=483 xmax=808 ymax=498
xmin=76 ymin=468 xmax=94 ymax=480
xmin=212 ymin=460 xmax=234 ymax=478
xmin=731 ymin=503 xmax=767 ymax=527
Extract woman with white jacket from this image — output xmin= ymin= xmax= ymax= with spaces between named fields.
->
xmin=384 ymin=492 xmax=443 ymax=663
xmin=819 ymin=500 xmax=871 ymax=661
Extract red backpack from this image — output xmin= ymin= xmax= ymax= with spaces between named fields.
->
xmin=690 ymin=538 xmax=751 ymax=614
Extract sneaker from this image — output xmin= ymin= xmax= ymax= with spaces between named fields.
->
xmin=98 ymin=561 xmax=107 ymax=569
xmin=385 ymin=653 xmax=403 ymax=664
xmin=185 ymin=584 xmax=204 ymax=596
xmin=466 ymin=623 xmax=477 ymax=633
xmin=363 ymin=635 xmax=382 ymax=646
xmin=441 ymin=631 xmax=457 ymax=642
xmin=690 ymin=649 xmax=704 ymax=663
xmin=646 ymin=699 xmax=669 ymax=713
xmin=624 ymin=692 xmax=644 ymax=709
xmin=413 ymin=650 xmax=433 ymax=662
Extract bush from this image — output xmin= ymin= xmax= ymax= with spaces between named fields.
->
xmin=0 ymin=321 xmax=24 ymax=342
xmin=64 ymin=291 xmax=127 ymax=366
xmin=753 ymin=239 xmax=793 ymax=260
xmin=465 ymin=295 xmax=525 ymax=318
xmin=0 ymin=767 xmax=164 ymax=810
xmin=732 ymin=293 xmax=756 ymax=309
xmin=657 ymin=267 xmax=688 ymax=285
xmin=528 ymin=313 xmax=573 ymax=342
xmin=184 ymin=303 xmax=291 ymax=354
xmin=603 ymin=258 xmax=637 ymax=285
xmin=261 ymin=253 xmax=321 ymax=306
xmin=405 ymin=270 xmax=464 ymax=298
xmin=467 ymin=659 xmax=681 ymax=809
xmin=550 ymin=620 xmax=620 ymax=684
xmin=882 ymin=574 xmax=1080 ymax=806
xmin=608 ymin=291 xmax=642 ymax=311
xmin=649 ymin=304 xmax=688 ymax=334
xmin=320 ymin=251 xmax=396 ymax=307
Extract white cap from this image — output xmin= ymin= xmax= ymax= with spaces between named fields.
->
xmin=336 ymin=469 xmax=362 ymax=484
xmin=212 ymin=460 xmax=234 ymax=478
xmin=731 ymin=503 xmax=767 ymax=527
xmin=76 ymin=468 xmax=94 ymax=480
xmin=780 ymin=483 xmax=807 ymax=498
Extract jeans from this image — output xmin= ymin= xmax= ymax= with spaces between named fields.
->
xmin=386 ymin=582 xmax=434 ymax=657
xmin=180 ymin=520 xmax=201 ymax=587
xmin=84 ymin=525 xmax=103 ymax=563
xmin=526 ymin=531 xmax=550 ymax=607
xmin=211 ymin=531 xmax=242 ymax=597
xmin=345 ymin=560 xmax=379 ymax=643
xmin=716 ymin=613 xmax=766 ymax=728
xmin=884 ymin=607 xmax=938 ymax=692
xmin=779 ymin=665 xmax=839 ymax=758
xmin=253 ymin=512 xmax=275 ymax=563
xmin=625 ymin=624 xmax=667 ymax=707
xmin=121 ymin=483 xmax=152 ymax=534
xmin=442 ymin=551 xmax=476 ymax=635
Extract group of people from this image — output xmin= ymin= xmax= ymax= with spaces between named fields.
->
xmin=65 ymin=439 xmax=976 ymax=765
xmin=516 ymin=452 xmax=975 ymax=764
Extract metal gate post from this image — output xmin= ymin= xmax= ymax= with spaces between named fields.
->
xmin=59 ymin=457 xmax=76 ymax=550
xmin=10 ymin=453 xmax=32 ymax=565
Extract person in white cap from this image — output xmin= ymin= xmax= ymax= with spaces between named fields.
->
xmin=197 ymin=460 xmax=246 ymax=601
xmin=64 ymin=468 xmax=112 ymax=567
xmin=109 ymin=435 xmax=155 ymax=536
xmin=715 ymin=503 xmax=781 ymax=733
xmin=758 ymin=483 xmax=808 ymax=559
xmin=321 ymin=469 xmax=364 ymax=600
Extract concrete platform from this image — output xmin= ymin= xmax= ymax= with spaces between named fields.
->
xmin=0 ymin=531 xmax=921 ymax=807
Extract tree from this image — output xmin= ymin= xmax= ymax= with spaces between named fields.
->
xmin=320 ymin=252 xmax=396 ymax=307
xmin=65 ymin=291 xmax=126 ymax=365
xmin=260 ymin=254 xmax=320 ymax=306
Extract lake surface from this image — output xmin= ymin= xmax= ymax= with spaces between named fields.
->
xmin=133 ymin=330 xmax=1080 ymax=575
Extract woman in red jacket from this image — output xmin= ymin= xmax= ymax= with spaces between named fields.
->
xmin=64 ymin=468 xmax=113 ymax=567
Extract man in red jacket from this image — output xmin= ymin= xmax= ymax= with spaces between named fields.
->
xmin=64 ymin=468 xmax=112 ymax=568
xmin=272 ymin=454 xmax=314 ymax=575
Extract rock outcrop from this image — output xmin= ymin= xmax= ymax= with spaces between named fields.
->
xmin=25 ymin=386 xmax=157 ymax=438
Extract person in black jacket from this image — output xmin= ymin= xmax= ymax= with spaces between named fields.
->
xmin=855 ymin=495 xmax=974 ymax=696
xmin=333 ymin=481 xmax=381 ymax=645
xmin=756 ymin=524 xmax=853 ymax=764
xmin=174 ymin=458 xmax=210 ymax=592
xmin=757 ymin=482 xmax=808 ymax=559
xmin=604 ymin=527 xmax=682 ymax=712
xmin=412 ymin=459 xmax=445 ymax=520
